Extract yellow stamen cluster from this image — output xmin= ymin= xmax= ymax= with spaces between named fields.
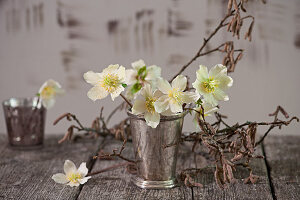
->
xmin=67 ymin=173 xmax=81 ymax=183
xmin=41 ymin=86 xmax=55 ymax=99
xmin=201 ymin=78 xmax=219 ymax=93
xmin=168 ymin=88 xmax=183 ymax=104
xmin=100 ymin=73 xmax=120 ymax=93
xmin=145 ymin=97 xmax=156 ymax=114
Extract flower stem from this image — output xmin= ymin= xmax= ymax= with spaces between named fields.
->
xmin=120 ymin=94 xmax=133 ymax=108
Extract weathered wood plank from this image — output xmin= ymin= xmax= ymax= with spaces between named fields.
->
xmin=264 ymin=136 xmax=300 ymax=200
xmin=0 ymin=134 xmax=103 ymax=200
xmin=189 ymin=142 xmax=273 ymax=200
xmin=78 ymin=139 xmax=193 ymax=200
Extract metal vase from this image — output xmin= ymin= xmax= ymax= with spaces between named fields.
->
xmin=2 ymin=97 xmax=46 ymax=149
xmin=128 ymin=111 xmax=185 ymax=189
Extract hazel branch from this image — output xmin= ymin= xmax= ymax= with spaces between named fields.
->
xmin=120 ymin=94 xmax=133 ymax=108
xmin=170 ymin=12 xmax=234 ymax=81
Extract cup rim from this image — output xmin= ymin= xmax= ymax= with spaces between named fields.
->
xmin=127 ymin=110 xmax=187 ymax=122
xmin=2 ymin=97 xmax=42 ymax=108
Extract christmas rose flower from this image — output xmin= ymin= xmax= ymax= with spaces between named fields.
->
xmin=38 ymin=79 xmax=64 ymax=109
xmin=192 ymin=64 xmax=233 ymax=106
xmin=154 ymin=75 xmax=199 ymax=114
xmin=125 ymin=59 xmax=161 ymax=99
xmin=132 ymin=84 xmax=162 ymax=128
xmin=84 ymin=64 xmax=127 ymax=101
xmin=193 ymin=101 xmax=218 ymax=130
xmin=52 ymin=160 xmax=91 ymax=187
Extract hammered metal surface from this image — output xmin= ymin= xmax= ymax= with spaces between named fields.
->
xmin=128 ymin=112 xmax=184 ymax=188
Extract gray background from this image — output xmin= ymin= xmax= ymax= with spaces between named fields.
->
xmin=0 ymin=0 xmax=299 ymax=135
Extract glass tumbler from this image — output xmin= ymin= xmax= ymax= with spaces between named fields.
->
xmin=2 ymin=97 xmax=46 ymax=149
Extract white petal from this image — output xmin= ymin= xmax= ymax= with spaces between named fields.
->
xmin=64 ymin=160 xmax=77 ymax=175
xmin=145 ymin=65 xmax=161 ymax=81
xmin=182 ymin=92 xmax=200 ymax=104
xmin=141 ymin=84 xmax=152 ymax=98
xmin=78 ymin=176 xmax=91 ymax=185
xmin=42 ymin=98 xmax=55 ymax=109
xmin=157 ymin=78 xmax=172 ymax=94
xmin=125 ymin=69 xmax=138 ymax=85
xmin=202 ymin=102 xmax=218 ymax=116
xmin=193 ymin=114 xmax=201 ymax=131
xmin=54 ymin=87 xmax=65 ymax=95
xmin=87 ymin=86 xmax=109 ymax=101
xmin=171 ymin=75 xmax=187 ymax=91
xmin=161 ymin=109 xmax=176 ymax=116
xmin=52 ymin=173 xmax=68 ymax=184
xmin=154 ymin=96 xmax=169 ymax=113
xmin=203 ymin=93 xmax=218 ymax=106
xmin=209 ymin=64 xmax=227 ymax=79
xmin=169 ymin=102 xmax=182 ymax=113
xmin=214 ymin=88 xmax=229 ymax=102
xmin=39 ymin=79 xmax=61 ymax=93
xmin=47 ymin=79 xmax=62 ymax=88
xmin=196 ymin=65 xmax=209 ymax=82
xmin=110 ymin=85 xmax=124 ymax=101
xmin=132 ymin=99 xmax=146 ymax=115
xmin=117 ymin=66 xmax=126 ymax=82
xmin=125 ymin=86 xmax=138 ymax=101
xmin=83 ymin=71 xmax=102 ymax=86
xmin=103 ymin=64 xmax=119 ymax=74
xmin=217 ymin=75 xmax=233 ymax=90
xmin=77 ymin=162 xmax=88 ymax=177
xmin=192 ymin=80 xmax=203 ymax=95
xmin=192 ymin=79 xmax=208 ymax=95
xmin=144 ymin=112 xmax=160 ymax=128
xmin=153 ymin=89 xmax=163 ymax=99
xmin=67 ymin=182 xmax=80 ymax=187
xmin=38 ymin=81 xmax=48 ymax=94
xmin=131 ymin=59 xmax=145 ymax=70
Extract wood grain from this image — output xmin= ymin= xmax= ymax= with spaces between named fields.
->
xmin=264 ymin=136 xmax=300 ymax=200
xmin=181 ymin=142 xmax=273 ymax=200
xmin=1 ymin=134 xmax=299 ymax=200
xmin=77 ymin=139 xmax=193 ymax=200
xmin=0 ymin=134 xmax=103 ymax=200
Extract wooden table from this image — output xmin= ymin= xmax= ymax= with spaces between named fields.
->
xmin=0 ymin=134 xmax=299 ymax=200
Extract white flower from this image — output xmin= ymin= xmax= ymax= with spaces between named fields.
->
xmin=193 ymin=101 xmax=218 ymax=130
xmin=38 ymin=79 xmax=64 ymax=109
xmin=52 ymin=160 xmax=91 ymax=187
xmin=83 ymin=64 xmax=127 ymax=101
xmin=154 ymin=75 xmax=199 ymax=114
xmin=192 ymin=64 xmax=233 ymax=106
xmin=195 ymin=101 xmax=218 ymax=119
xmin=125 ymin=59 xmax=161 ymax=99
xmin=132 ymin=84 xmax=162 ymax=128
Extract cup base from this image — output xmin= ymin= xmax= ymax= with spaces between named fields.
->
xmin=131 ymin=176 xmax=177 ymax=189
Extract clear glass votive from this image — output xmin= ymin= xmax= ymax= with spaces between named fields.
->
xmin=2 ymin=97 xmax=46 ymax=149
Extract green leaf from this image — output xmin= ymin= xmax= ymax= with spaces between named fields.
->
xmin=196 ymin=98 xmax=203 ymax=106
xmin=131 ymin=82 xmax=142 ymax=94
xmin=36 ymin=93 xmax=40 ymax=97
xmin=137 ymin=66 xmax=147 ymax=76
xmin=141 ymin=71 xmax=148 ymax=80
xmin=122 ymin=83 xmax=127 ymax=88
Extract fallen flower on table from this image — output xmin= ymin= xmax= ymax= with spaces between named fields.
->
xmin=52 ymin=160 xmax=91 ymax=187
xmin=38 ymin=79 xmax=64 ymax=109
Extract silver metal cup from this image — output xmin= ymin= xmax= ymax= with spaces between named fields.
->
xmin=128 ymin=111 xmax=185 ymax=189
xmin=2 ymin=97 xmax=46 ymax=149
